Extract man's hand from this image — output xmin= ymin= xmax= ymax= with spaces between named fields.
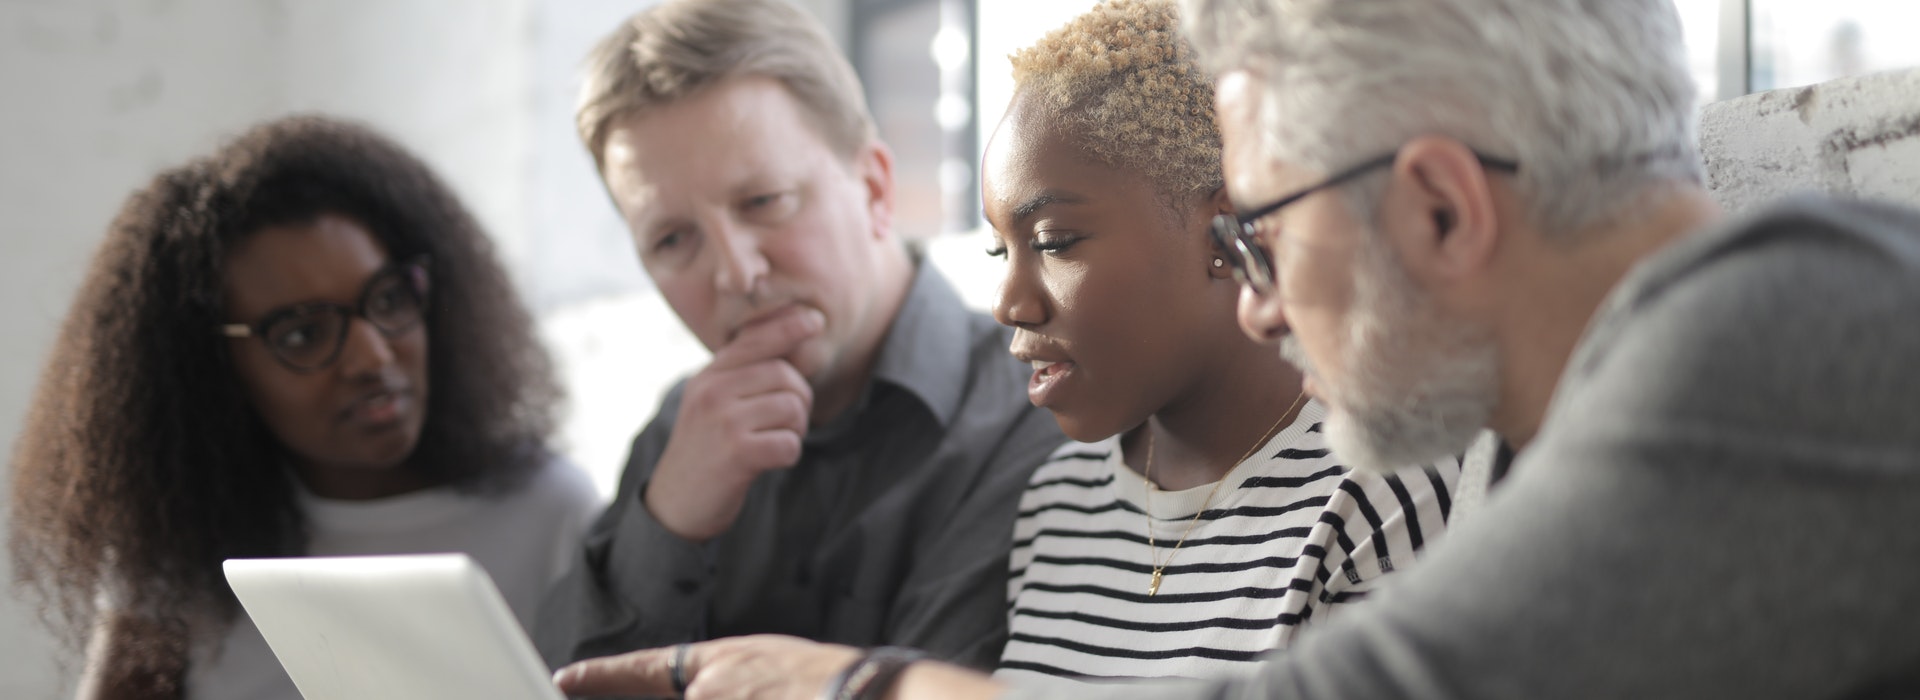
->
xmin=553 ymin=635 xmax=857 ymax=700
xmin=646 ymin=307 xmax=823 ymax=542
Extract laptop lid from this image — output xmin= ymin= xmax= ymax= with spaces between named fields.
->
xmin=223 ymin=553 xmax=565 ymax=700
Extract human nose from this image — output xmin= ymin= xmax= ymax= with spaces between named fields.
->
xmin=992 ymin=256 xmax=1046 ymax=329
xmin=336 ymin=316 xmax=399 ymax=377
xmin=1236 ymin=282 xmax=1289 ymax=342
xmin=708 ymin=219 xmax=768 ymax=296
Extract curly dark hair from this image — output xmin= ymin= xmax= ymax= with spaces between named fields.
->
xmin=8 ymin=115 xmax=564 ymax=670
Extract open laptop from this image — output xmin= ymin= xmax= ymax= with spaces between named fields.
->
xmin=224 ymin=553 xmax=565 ymax=700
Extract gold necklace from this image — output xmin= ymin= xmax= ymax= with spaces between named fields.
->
xmin=1142 ymin=390 xmax=1308 ymax=596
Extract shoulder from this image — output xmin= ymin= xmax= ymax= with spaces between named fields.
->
xmin=496 ymin=453 xmax=605 ymax=520
xmin=1556 ymin=196 xmax=1920 ymax=468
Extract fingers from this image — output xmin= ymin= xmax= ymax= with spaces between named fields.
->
xmin=553 ymin=645 xmax=679 ymax=697
xmin=733 ymin=392 xmax=809 ymax=437
xmin=738 ymin=430 xmax=805 ymax=471
xmin=702 ymin=360 xmax=813 ymax=410
xmin=710 ymin=306 xmax=825 ymax=371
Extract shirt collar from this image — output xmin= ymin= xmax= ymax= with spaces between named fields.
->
xmin=866 ymin=262 xmax=975 ymax=428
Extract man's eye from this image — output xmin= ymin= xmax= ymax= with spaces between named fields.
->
xmin=654 ymin=229 xmax=687 ymax=252
xmin=742 ymin=191 xmax=798 ymax=216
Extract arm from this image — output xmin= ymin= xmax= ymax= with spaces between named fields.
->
xmin=533 ymin=406 xmax=714 ymax=666
xmin=534 ymin=310 xmax=824 ymax=666
xmin=554 ymin=635 xmax=1007 ymax=700
xmin=75 ymin=612 xmax=186 ymax=700
xmin=880 ymin=409 xmax=1063 ymax=668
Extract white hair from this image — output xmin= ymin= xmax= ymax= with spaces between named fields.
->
xmin=1183 ymin=0 xmax=1703 ymax=238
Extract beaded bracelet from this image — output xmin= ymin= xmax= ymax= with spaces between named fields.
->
xmin=820 ymin=647 xmax=927 ymax=700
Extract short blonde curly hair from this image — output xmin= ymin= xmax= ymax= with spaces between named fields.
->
xmin=1010 ymin=0 xmax=1222 ymax=198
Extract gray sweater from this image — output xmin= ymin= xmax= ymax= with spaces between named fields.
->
xmin=1004 ymin=196 xmax=1920 ymax=700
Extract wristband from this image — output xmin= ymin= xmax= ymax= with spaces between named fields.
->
xmin=820 ymin=646 xmax=926 ymax=700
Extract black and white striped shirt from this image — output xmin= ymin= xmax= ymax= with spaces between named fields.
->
xmin=997 ymin=400 xmax=1460 ymax=682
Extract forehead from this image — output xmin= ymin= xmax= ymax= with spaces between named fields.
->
xmin=224 ymin=214 xmax=389 ymax=317
xmin=981 ymin=95 xmax=1147 ymax=215
xmin=980 ymin=97 xmax=1054 ymax=200
xmin=600 ymin=77 xmax=839 ymax=210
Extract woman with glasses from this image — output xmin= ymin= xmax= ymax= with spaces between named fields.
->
xmin=548 ymin=1 xmax=1456 ymax=697
xmin=10 ymin=116 xmax=601 ymax=700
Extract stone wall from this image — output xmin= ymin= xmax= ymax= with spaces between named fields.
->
xmin=1700 ymin=68 xmax=1920 ymax=212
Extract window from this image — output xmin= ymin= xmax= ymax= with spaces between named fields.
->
xmin=1748 ymin=0 xmax=1920 ymax=91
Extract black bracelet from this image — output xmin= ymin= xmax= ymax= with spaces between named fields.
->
xmin=820 ymin=647 xmax=926 ymax=700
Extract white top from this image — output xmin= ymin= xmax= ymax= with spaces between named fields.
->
xmin=186 ymin=457 xmax=603 ymax=700
xmin=997 ymin=400 xmax=1460 ymax=682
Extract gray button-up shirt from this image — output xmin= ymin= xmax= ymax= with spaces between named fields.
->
xmin=535 ymin=265 xmax=1065 ymax=671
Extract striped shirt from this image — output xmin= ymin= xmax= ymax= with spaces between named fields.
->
xmin=997 ymin=400 xmax=1460 ymax=682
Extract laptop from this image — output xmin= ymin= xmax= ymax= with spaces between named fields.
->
xmin=223 ymin=553 xmax=565 ymax=700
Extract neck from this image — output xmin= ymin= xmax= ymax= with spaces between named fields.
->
xmin=1127 ymin=339 xmax=1306 ymax=492
xmin=294 ymin=460 xmax=436 ymax=500
xmin=1491 ymin=185 xmax=1721 ymax=450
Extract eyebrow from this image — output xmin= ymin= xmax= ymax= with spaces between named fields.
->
xmin=1011 ymin=191 xmax=1087 ymax=222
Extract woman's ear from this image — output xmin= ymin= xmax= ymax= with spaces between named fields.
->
xmin=1206 ymin=186 xmax=1237 ymax=279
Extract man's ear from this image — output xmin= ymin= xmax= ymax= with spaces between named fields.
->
xmin=1380 ymin=136 xmax=1501 ymax=286
xmin=856 ymin=140 xmax=897 ymax=241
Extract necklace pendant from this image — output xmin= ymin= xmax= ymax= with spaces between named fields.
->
xmin=1148 ymin=570 xmax=1163 ymax=596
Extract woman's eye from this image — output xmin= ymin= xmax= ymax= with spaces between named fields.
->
xmin=1031 ymin=234 xmax=1081 ymax=255
xmin=273 ymin=323 xmax=320 ymax=350
xmin=985 ymin=244 xmax=1008 ymax=258
xmin=367 ymin=286 xmax=403 ymax=313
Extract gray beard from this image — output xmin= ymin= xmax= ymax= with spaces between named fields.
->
xmin=1279 ymin=261 xmax=1498 ymax=473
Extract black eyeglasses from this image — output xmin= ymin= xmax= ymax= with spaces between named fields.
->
xmin=220 ymin=258 xmax=432 ymax=372
xmin=1210 ymin=151 xmax=1519 ymax=296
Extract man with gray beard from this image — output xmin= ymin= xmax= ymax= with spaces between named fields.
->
xmin=548 ymin=0 xmax=1920 ymax=697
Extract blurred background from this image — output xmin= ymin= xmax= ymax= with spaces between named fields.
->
xmin=1 ymin=0 xmax=1914 ymax=695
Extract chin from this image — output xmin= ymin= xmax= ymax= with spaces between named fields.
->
xmin=1323 ymin=397 xmax=1486 ymax=473
xmin=1045 ymin=407 xmax=1130 ymax=445
xmin=785 ymin=337 xmax=837 ymax=385
xmin=352 ymin=433 xmax=421 ymax=471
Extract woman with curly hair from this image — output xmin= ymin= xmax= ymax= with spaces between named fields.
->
xmin=546 ymin=1 xmax=1457 ymax=697
xmin=10 ymin=115 xmax=602 ymax=700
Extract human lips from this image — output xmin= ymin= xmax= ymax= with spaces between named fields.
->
xmin=342 ymin=385 xmax=413 ymax=428
xmin=1013 ymin=343 xmax=1077 ymax=408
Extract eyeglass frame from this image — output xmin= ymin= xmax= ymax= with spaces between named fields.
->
xmin=218 ymin=257 xmax=433 ymax=373
xmin=1210 ymin=151 xmax=1519 ymax=295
